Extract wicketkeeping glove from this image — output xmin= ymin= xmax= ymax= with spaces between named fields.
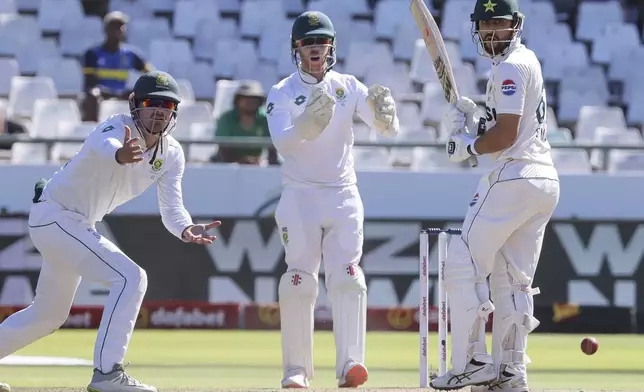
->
xmin=367 ymin=84 xmax=397 ymax=137
xmin=294 ymin=86 xmax=336 ymax=141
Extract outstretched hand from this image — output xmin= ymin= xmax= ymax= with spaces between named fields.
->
xmin=182 ymin=221 xmax=222 ymax=244
xmin=116 ymin=126 xmax=143 ymax=164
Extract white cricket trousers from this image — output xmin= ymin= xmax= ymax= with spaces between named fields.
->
xmin=274 ymin=184 xmax=364 ymax=276
xmin=0 ymin=200 xmax=148 ymax=372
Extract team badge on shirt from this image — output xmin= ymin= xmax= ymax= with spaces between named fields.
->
xmin=501 ymin=79 xmax=517 ymax=96
xmin=335 ymin=87 xmax=345 ymax=100
xmin=281 ymin=227 xmax=289 ymax=245
xmin=152 ymin=158 xmax=163 ymax=172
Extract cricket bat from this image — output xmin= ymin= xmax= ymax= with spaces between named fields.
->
xmin=410 ymin=0 xmax=478 ymax=167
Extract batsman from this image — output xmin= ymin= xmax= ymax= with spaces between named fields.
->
xmin=430 ymin=0 xmax=560 ymax=391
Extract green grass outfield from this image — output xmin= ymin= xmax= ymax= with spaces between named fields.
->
xmin=2 ymin=330 xmax=643 ymax=391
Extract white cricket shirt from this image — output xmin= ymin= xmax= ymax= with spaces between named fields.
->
xmin=484 ymin=43 xmax=556 ymax=170
xmin=41 ymin=114 xmax=193 ymax=240
xmin=266 ymin=70 xmax=396 ymax=186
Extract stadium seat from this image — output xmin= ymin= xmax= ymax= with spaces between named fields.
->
xmin=440 ymin=0 xmax=472 ymax=41
xmin=412 ymin=147 xmax=462 ymax=171
xmin=109 ymin=0 xmax=154 ymax=21
xmin=609 ymin=45 xmax=644 ymax=83
xmin=0 ymin=14 xmax=40 ymax=57
xmin=216 ymin=0 xmax=240 ymax=13
xmin=127 ymin=18 xmax=172 ymax=58
xmin=527 ymin=23 xmax=573 ymax=62
xmin=58 ymin=121 xmax=97 ymax=138
xmin=98 ymin=100 xmax=129 ymax=122
xmin=576 ymin=0 xmax=624 ymax=42
xmin=31 ymin=98 xmax=81 ymax=138
xmin=37 ymin=0 xmax=84 ymax=33
xmin=235 ymin=63 xmax=278 ymax=94
xmin=149 ymin=38 xmax=194 ymax=73
xmin=193 ymin=18 xmax=238 ymax=61
xmin=0 ymin=58 xmax=19 ymax=97
xmin=239 ymin=0 xmax=285 ymax=38
xmin=542 ymin=42 xmax=589 ymax=82
xmin=420 ymin=83 xmax=450 ymax=124
xmin=591 ymin=23 xmax=640 ymax=64
xmin=11 ymin=142 xmax=48 ymax=164
xmin=0 ymin=0 xmax=16 ymax=13
xmin=550 ymin=148 xmax=593 ymax=174
xmin=176 ymin=101 xmax=214 ymax=140
xmin=141 ymin=0 xmax=175 ymax=12
xmin=189 ymin=122 xmax=217 ymax=162
xmin=14 ymin=0 xmax=37 ymax=11
xmin=334 ymin=20 xmax=373 ymax=63
xmin=607 ymin=150 xmax=644 ymax=173
xmin=59 ymin=16 xmax=103 ymax=57
xmin=36 ymin=58 xmax=83 ymax=96
xmin=353 ymin=146 xmax=392 ymax=171
xmin=547 ymin=128 xmax=573 ymax=144
xmin=345 ymin=41 xmax=395 ymax=80
xmin=15 ymin=37 xmax=59 ymax=75
xmin=258 ymin=18 xmax=293 ymax=63
xmin=575 ymin=106 xmax=627 ymax=140
xmin=213 ymin=39 xmax=257 ymax=78
xmin=459 ymin=22 xmax=479 ymax=62
xmin=7 ymin=76 xmax=57 ymax=120
xmin=306 ymin=0 xmax=352 ymax=28
xmin=364 ymin=63 xmax=414 ymax=99
xmin=50 ymin=142 xmax=82 ymax=163
xmin=590 ymin=127 xmax=644 ymax=169
xmin=176 ymin=79 xmax=196 ymax=102
xmin=281 ymin=0 xmax=304 ymax=14
xmin=396 ymin=103 xmax=422 ymax=129
xmin=373 ymin=0 xmax=410 ymax=40
xmin=173 ymin=0 xmax=219 ymax=38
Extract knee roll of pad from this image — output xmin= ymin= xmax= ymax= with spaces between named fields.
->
xmin=279 ymin=269 xmax=319 ymax=300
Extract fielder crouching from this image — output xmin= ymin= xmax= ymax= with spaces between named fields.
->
xmin=430 ymin=0 xmax=560 ymax=391
xmin=0 ymin=71 xmax=221 ymax=392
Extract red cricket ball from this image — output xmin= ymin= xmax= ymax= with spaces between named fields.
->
xmin=581 ymin=337 xmax=599 ymax=355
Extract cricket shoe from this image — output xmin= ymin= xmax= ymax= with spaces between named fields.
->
xmin=0 ymin=381 xmax=9 ymax=392
xmin=429 ymin=359 xmax=496 ymax=390
xmin=87 ymin=363 xmax=157 ymax=392
xmin=338 ymin=360 xmax=368 ymax=388
xmin=470 ymin=367 xmax=529 ymax=392
xmin=281 ymin=368 xmax=310 ymax=388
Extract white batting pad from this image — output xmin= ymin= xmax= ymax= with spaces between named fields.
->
xmin=278 ymin=269 xmax=318 ymax=379
xmin=444 ymin=236 xmax=494 ymax=373
xmin=326 ymin=264 xmax=367 ymax=378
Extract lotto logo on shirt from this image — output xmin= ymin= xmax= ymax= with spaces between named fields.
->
xmin=501 ymin=79 xmax=517 ymax=96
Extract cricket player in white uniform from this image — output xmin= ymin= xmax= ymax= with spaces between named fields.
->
xmin=265 ymin=11 xmax=399 ymax=389
xmin=0 ymin=71 xmax=221 ymax=392
xmin=430 ymin=1 xmax=560 ymax=391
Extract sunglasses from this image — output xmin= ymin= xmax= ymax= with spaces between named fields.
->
xmin=295 ymin=37 xmax=332 ymax=47
xmin=141 ymin=98 xmax=177 ymax=111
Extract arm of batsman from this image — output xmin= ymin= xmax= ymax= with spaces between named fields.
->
xmin=367 ymin=85 xmax=399 ymax=137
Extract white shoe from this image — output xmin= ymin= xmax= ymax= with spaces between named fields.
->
xmin=87 ymin=364 xmax=157 ymax=392
xmin=281 ymin=368 xmax=310 ymax=388
xmin=471 ymin=368 xmax=529 ymax=392
xmin=338 ymin=360 xmax=368 ymax=388
xmin=0 ymin=382 xmax=9 ymax=392
xmin=430 ymin=360 xmax=497 ymax=390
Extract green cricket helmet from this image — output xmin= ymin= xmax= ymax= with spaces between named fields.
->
xmin=290 ymin=11 xmax=336 ymax=83
xmin=128 ymin=71 xmax=181 ymax=163
xmin=470 ymin=0 xmax=524 ymax=58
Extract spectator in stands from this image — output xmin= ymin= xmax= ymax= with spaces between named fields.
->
xmin=80 ymin=11 xmax=152 ymax=122
xmin=212 ymin=80 xmax=279 ymax=165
